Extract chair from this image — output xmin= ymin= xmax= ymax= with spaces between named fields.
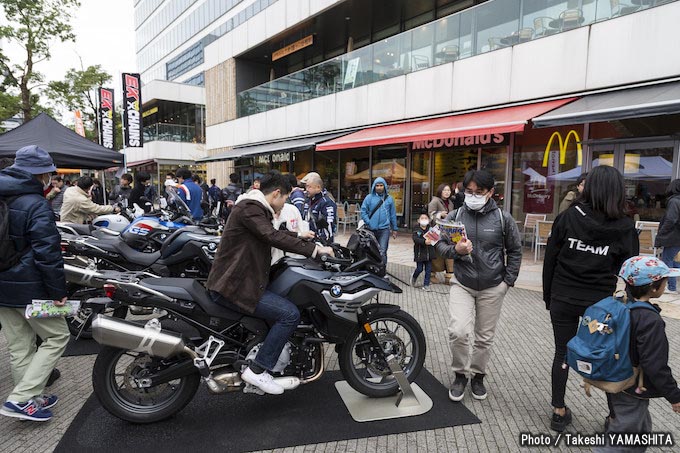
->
xmin=487 ymin=37 xmax=505 ymax=51
xmin=638 ymin=228 xmax=658 ymax=256
xmin=559 ymin=9 xmax=583 ymax=31
xmin=522 ymin=213 xmax=547 ymax=248
xmin=533 ymin=17 xmax=557 ymax=37
xmin=518 ymin=27 xmax=534 ymax=43
xmin=411 ymin=55 xmax=430 ymax=71
xmin=610 ymin=0 xmax=640 ymax=16
xmin=348 ymin=203 xmax=359 ymax=225
xmin=336 ymin=206 xmax=354 ymax=235
xmin=534 ymin=221 xmax=554 ymax=262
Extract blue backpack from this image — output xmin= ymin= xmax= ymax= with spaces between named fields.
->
xmin=566 ymin=296 xmax=657 ymax=394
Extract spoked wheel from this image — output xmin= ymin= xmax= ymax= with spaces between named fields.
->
xmin=338 ymin=310 xmax=426 ymax=398
xmin=92 ymin=347 xmax=200 ymax=423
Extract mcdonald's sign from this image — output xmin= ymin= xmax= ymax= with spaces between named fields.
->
xmin=542 ymin=130 xmax=583 ymax=167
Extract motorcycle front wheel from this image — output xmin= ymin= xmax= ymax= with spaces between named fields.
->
xmin=338 ymin=309 xmax=426 ymax=398
xmin=92 ymin=346 xmax=200 ymax=423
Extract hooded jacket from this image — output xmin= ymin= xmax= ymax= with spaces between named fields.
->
xmin=413 ymin=226 xmax=435 ymax=262
xmin=0 ymin=167 xmax=66 ymax=307
xmin=360 ymin=177 xmax=398 ymax=231
xmin=625 ymin=303 xmax=680 ymax=403
xmin=435 ymin=199 xmax=522 ymax=291
xmin=543 ymin=202 xmax=639 ymax=307
xmin=655 ymin=194 xmax=680 ymax=247
xmin=206 ymin=189 xmax=317 ymax=314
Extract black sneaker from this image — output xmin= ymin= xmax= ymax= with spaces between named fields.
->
xmin=470 ymin=374 xmax=487 ymax=400
xmin=46 ymin=369 xmax=61 ymax=387
xmin=550 ymin=407 xmax=573 ymax=432
xmin=448 ymin=373 xmax=468 ymax=402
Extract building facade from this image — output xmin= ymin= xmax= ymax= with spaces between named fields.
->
xmin=158 ymin=0 xmax=680 ymax=227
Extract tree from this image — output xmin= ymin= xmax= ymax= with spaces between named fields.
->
xmin=47 ymin=64 xmax=112 ymax=142
xmin=0 ymin=0 xmax=80 ymax=121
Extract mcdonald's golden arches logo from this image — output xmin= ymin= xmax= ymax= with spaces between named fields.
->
xmin=542 ymin=130 xmax=583 ymax=167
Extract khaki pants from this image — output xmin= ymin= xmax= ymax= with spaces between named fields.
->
xmin=0 ymin=307 xmax=69 ymax=402
xmin=448 ymin=281 xmax=508 ymax=375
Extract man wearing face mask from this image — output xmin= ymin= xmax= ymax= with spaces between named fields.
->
xmin=434 ymin=170 xmax=522 ymax=403
xmin=207 ymin=171 xmax=334 ymax=395
xmin=0 ymin=145 xmax=70 ymax=422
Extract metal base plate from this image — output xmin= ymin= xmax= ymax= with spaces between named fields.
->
xmin=334 ymin=381 xmax=433 ymax=422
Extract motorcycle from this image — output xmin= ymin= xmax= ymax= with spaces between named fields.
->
xmin=88 ymin=229 xmax=426 ymax=423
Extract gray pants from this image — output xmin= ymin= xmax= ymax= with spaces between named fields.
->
xmin=594 ymin=392 xmax=651 ymax=453
xmin=448 ymin=280 xmax=508 ymax=375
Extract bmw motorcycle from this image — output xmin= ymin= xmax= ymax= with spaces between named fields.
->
xmin=88 ymin=229 xmax=426 ymax=423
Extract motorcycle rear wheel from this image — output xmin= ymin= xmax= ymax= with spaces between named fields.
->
xmin=338 ymin=309 xmax=426 ymax=398
xmin=92 ymin=346 xmax=200 ymax=423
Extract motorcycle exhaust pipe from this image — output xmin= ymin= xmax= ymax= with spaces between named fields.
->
xmin=92 ymin=315 xmax=195 ymax=359
xmin=64 ymin=264 xmax=105 ymax=286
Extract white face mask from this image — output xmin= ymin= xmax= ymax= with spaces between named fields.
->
xmin=464 ymin=193 xmax=488 ymax=211
xmin=419 ymin=220 xmax=430 ymax=227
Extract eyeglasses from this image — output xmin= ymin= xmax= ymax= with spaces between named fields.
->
xmin=464 ymin=189 xmax=489 ymax=198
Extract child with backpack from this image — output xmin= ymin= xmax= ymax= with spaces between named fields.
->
xmin=568 ymin=256 xmax=680 ymax=448
xmin=410 ymin=212 xmax=435 ymax=292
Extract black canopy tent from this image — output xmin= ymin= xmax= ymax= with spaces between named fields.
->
xmin=0 ymin=113 xmax=123 ymax=169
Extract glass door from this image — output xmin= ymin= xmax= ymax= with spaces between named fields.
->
xmin=410 ymin=152 xmax=431 ymax=228
xmin=480 ymin=146 xmax=509 ymax=209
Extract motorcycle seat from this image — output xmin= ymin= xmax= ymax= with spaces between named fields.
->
xmin=94 ymin=238 xmax=161 ymax=267
xmin=58 ymin=223 xmax=92 ymax=236
xmin=139 ymin=278 xmax=242 ymax=320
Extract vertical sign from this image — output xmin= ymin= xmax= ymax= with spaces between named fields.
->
xmin=98 ymin=88 xmax=115 ymax=149
xmin=74 ymin=110 xmax=86 ymax=137
xmin=122 ymin=73 xmax=143 ymax=148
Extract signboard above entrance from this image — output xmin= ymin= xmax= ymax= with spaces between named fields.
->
xmin=412 ymin=133 xmax=508 ymax=150
xmin=273 ymin=35 xmax=314 ymax=61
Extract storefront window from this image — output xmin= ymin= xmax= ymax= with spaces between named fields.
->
xmin=315 ymin=150 xmax=340 ymax=201
xmin=270 ymin=152 xmax=292 ymax=173
xmin=340 ymin=147 xmax=371 ymax=205
xmin=623 ymin=146 xmax=674 ymax=222
xmin=253 ymin=154 xmax=270 ymax=189
xmin=512 ymin=127 xmax=583 ymax=222
xmin=411 ymin=152 xmax=431 ymax=227
xmin=433 ymin=148 xmax=477 ymax=194
xmin=480 ymin=147 xmax=508 ymax=208
xmin=293 ymin=149 xmax=314 ymax=179
xmin=372 ymin=146 xmax=408 ymax=227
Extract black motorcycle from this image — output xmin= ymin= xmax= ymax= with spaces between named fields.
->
xmin=88 ymin=229 xmax=426 ymax=423
xmin=63 ymin=226 xmax=219 ymax=338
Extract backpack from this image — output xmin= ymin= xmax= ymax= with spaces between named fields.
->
xmin=0 ymin=196 xmax=30 ymax=272
xmin=566 ymin=295 xmax=657 ymax=394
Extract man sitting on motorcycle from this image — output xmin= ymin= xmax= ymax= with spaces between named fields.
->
xmin=206 ymin=171 xmax=334 ymax=395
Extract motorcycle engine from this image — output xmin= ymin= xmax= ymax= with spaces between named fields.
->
xmin=244 ymin=341 xmax=292 ymax=374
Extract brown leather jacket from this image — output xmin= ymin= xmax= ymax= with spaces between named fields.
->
xmin=206 ymin=197 xmax=316 ymax=313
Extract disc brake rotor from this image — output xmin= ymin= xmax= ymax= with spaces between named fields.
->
xmin=121 ymin=355 xmax=168 ymax=397
xmin=364 ymin=329 xmax=407 ymax=377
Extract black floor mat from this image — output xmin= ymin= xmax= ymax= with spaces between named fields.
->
xmin=62 ymin=337 xmax=100 ymax=357
xmin=55 ymin=369 xmax=480 ymax=452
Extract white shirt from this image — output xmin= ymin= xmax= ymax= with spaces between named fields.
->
xmin=271 ymin=203 xmax=307 ymax=264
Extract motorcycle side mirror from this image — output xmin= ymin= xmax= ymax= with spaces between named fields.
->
xmin=159 ymin=198 xmax=168 ymax=209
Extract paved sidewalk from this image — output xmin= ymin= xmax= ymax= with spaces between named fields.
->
xmin=1 ymin=239 xmax=679 ymax=452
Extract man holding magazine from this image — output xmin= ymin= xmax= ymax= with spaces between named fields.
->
xmin=431 ymin=170 xmax=522 ymax=403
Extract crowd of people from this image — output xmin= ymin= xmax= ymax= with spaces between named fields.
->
xmin=1 ymin=144 xmax=678 ymax=450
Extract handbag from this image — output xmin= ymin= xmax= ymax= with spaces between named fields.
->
xmin=357 ymin=197 xmax=385 ymax=230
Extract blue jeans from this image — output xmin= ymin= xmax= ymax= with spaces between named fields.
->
xmin=414 ymin=260 xmax=432 ymax=286
xmin=661 ymin=246 xmax=680 ymax=290
xmin=210 ymin=290 xmax=300 ymax=371
xmin=371 ymin=228 xmax=391 ymax=265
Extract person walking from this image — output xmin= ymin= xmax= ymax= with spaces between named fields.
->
xmin=45 ymin=175 xmax=65 ymax=219
xmin=302 ymin=173 xmax=337 ymax=243
xmin=543 ymin=165 xmax=639 ymax=432
xmin=654 ymin=179 xmax=680 ymax=295
xmin=411 ymin=211 xmax=435 ymax=291
xmin=428 ymin=183 xmax=456 ymax=284
xmin=360 ymin=177 xmax=398 ymax=265
xmin=435 ymin=169 xmax=522 ymax=402
xmin=0 ymin=145 xmax=70 ymax=422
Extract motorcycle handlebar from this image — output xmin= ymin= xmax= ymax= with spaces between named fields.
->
xmin=319 ymin=254 xmax=352 ymax=266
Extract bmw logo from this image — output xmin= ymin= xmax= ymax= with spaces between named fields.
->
xmin=330 ymin=285 xmax=343 ymax=298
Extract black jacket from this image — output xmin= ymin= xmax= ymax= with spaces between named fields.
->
xmin=435 ymin=200 xmax=522 ymax=290
xmin=625 ymin=302 xmax=680 ymax=403
xmin=0 ymin=167 xmax=66 ymax=307
xmin=413 ymin=227 xmax=435 ymax=262
xmin=655 ymin=195 xmax=680 ymax=247
xmin=543 ymin=203 xmax=639 ymax=308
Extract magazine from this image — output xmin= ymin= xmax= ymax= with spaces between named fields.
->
xmin=25 ymin=300 xmax=81 ymax=319
xmin=435 ymin=219 xmax=467 ymax=244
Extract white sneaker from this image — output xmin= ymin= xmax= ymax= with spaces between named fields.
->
xmin=241 ymin=367 xmax=284 ymax=395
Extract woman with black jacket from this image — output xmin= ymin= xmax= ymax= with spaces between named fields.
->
xmin=655 ymin=179 xmax=680 ymax=293
xmin=542 ymin=165 xmax=639 ymax=432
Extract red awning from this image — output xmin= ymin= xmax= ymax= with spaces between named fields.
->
xmin=316 ymin=98 xmax=576 ymax=151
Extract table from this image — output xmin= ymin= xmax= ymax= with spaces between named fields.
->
xmin=500 ymin=34 xmax=520 ymax=46
xmin=434 ymin=49 xmax=459 ymax=63
xmin=549 ymin=16 xmax=585 ymax=30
